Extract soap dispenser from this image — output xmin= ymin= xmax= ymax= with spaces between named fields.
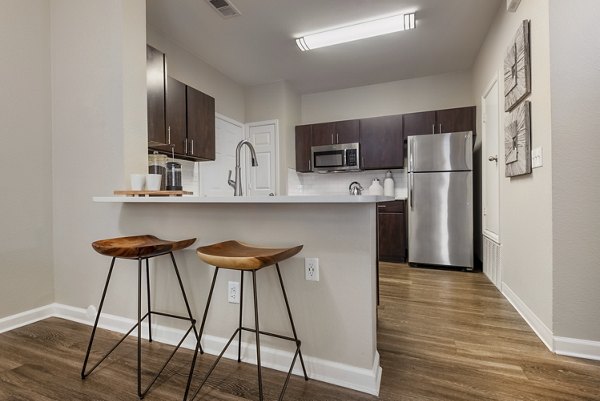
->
xmin=384 ymin=170 xmax=395 ymax=197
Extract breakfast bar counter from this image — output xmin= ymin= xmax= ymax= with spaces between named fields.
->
xmin=92 ymin=195 xmax=389 ymax=395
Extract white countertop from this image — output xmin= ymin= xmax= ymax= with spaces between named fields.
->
xmin=93 ymin=194 xmax=396 ymax=204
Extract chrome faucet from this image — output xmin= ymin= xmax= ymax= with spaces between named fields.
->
xmin=228 ymin=139 xmax=259 ymax=196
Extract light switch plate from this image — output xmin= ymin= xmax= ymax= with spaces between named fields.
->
xmin=532 ymin=147 xmax=543 ymax=168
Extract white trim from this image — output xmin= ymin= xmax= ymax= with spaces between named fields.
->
xmin=0 ymin=304 xmax=55 ymax=334
xmin=481 ymin=72 xmax=502 ymax=245
xmin=501 ymin=283 xmax=554 ymax=351
xmin=215 ymin=112 xmax=244 ymax=129
xmin=245 ymin=119 xmax=281 ymax=196
xmin=554 ymin=337 xmax=600 ymax=361
xmin=1 ymin=303 xmax=381 ymax=396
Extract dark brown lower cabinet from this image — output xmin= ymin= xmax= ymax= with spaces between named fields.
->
xmin=377 ymin=200 xmax=407 ymax=263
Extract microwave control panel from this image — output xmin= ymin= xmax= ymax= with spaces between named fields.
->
xmin=346 ymin=149 xmax=358 ymax=166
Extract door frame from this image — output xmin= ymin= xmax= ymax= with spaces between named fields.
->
xmin=481 ymin=73 xmax=502 ymax=244
xmin=245 ymin=119 xmax=280 ymax=195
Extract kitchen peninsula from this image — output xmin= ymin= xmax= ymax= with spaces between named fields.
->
xmin=93 ymin=194 xmax=392 ymax=395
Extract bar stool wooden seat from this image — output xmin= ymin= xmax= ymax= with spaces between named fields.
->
xmin=184 ymin=240 xmax=308 ymax=401
xmin=82 ymin=235 xmax=201 ymax=399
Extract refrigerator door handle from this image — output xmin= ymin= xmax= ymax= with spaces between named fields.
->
xmin=409 ymin=137 xmax=414 ymax=172
xmin=409 ymin=172 xmax=414 ymax=209
xmin=465 ymin=132 xmax=470 ymax=168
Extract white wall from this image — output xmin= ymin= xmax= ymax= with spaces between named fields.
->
xmin=301 ymin=70 xmax=474 ymax=124
xmin=549 ymin=0 xmax=600 ymax=342
xmin=472 ymin=0 xmax=553 ymax=330
xmin=147 ymin=26 xmax=246 ymax=123
xmin=0 ymin=0 xmax=54 ymax=318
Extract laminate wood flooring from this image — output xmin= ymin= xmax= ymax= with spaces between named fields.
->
xmin=1 ymin=263 xmax=599 ymax=400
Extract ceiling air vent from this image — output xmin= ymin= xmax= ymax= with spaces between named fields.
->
xmin=206 ymin=0 xmax=241 ymax=19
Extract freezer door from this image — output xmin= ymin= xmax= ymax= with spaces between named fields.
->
xmin=408 ymin=171 xmax=473 ymax=268
xmin=408 ymin=132 xmax=472 ymax=172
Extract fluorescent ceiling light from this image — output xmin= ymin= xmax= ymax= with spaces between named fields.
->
xmin=296 ymin=12 xmax=415 ymax=52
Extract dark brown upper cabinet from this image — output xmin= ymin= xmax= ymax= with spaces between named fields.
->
xmin=165 ymin=76 xmax=187 ymax=156
xmin=403 ymin=107 xmax=476 ymax=138
xmin=146 ymin=45 xmax=166 ymax=146
xmin=403 ymin=111 xmax=436 ymax=137
xmin=146 ymin=45 xmax=216 ymax=161
xmin=312 ymin=120 xmax=359 ymax=146
xmin=435 ymin=107 xmax=476 ymax=134
xmin=360 ymin=115 xmax=404 ymax=170
xmin=186 ymin=86 xmax=215 ymax=161
xmin=295 ymin=124 xmax=312 ymax=173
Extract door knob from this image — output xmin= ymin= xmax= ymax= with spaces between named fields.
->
xmin=488 ymin=155 xmax=498 ymax=162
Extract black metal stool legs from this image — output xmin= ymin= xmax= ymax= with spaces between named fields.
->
xmin=81 ymin=257 xmax=116 ymax=379
xmin=183 ymin=267 xmax=219 ymax=401
xmin=185 ymin=265 xmax=307 ymax=401
xmin=238 ymin=269 xmax=244 ymax=363
xmin=275 ymin=263 xmax=309 ymax=381
xmin=252 ymin=270 xmax=264 ymax=401
xmin=145 ymin=258 xmax=152 ymax=342
xmin=170 ymin=252 xmax=202 ymax=348
xmin=137 ymin=258 xmax=143 ymax=397
xmin=82 ymin=254 xmax=197 ymax=399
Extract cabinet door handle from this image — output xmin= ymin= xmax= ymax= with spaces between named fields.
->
xmin=439 ymin=123 xmax=442 ymax=134
xmin=378 ymin=205 xmax=386 ymax=208
xmin=191 ymin=139 xmax=194 ymax=155
xmin=336 ymin=133 xmax=339 ymax=143
xmin=168 ymin=126 xmax=171 ymax=144
xmin=331 ymin=133 xmax=334 ymax=144
xmin=308 ymin=159 xmax=311 ymax=171
xmin=432 ymin=124 xmax=435 ymax=135
xmin=184 ymin=138 xmax=188 ymax=154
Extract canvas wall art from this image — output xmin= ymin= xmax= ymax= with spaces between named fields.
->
xmin=504 ymin=20 xmax=531 ymax=111
xmin=505 ymin=101 xmax=531 ymax=177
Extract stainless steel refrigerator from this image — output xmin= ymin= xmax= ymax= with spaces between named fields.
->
xmin=407 ymin=132 xmax=473 ymax=270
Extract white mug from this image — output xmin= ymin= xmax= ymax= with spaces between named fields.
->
xmin=130 ymin=174 xmax=146 ymax=191
xmin=146 ymin=174 xmax=162 ymax=191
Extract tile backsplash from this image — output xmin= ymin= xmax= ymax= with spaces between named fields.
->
xmin=288 ymin=168 xmax=407 ymax=198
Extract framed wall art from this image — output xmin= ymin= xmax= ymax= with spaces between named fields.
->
xmin=505 ymin=101 xmax=531 ymax=177
xmin=504 ymin=20 xmax=531 ymax=111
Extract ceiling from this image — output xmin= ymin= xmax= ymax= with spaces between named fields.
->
xmin=146 ymin=0 xmax=501 ymax=94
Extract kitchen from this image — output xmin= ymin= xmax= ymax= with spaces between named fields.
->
xmin=2 ymin=1 xmax=600 ymax=401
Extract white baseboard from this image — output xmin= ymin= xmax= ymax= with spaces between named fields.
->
xmin=501 ymin=283 xmax=554 ymax=351
xmin=0 ymin=304 xmax=55 ymax=334
xmin=554 ymin=336 xmax=600 ymax=361
xmin=1 ymin=303 xmax=381 ymax=396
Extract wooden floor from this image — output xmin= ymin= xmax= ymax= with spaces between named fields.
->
xmin=2 ymin=263 xmax=600 ymax=400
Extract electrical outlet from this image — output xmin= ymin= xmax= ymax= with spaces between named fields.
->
xmin=305 ymin=258 xmax=319 ymax=281
xmin=228 ymin=281 xmax=240 ymax=304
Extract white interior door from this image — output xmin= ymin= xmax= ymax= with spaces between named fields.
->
xmin=198 ymin=115 xmax=244 ymax=196
xmin=482 ymin=77 xmax=500 ymax=242
xmin=246 ymin=121 xmax=278 ymax=196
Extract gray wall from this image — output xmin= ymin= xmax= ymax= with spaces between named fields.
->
xmin=0 ymin=0 xmax=54 ymax=318
xmin=471 ymin=0 xmax=554 ymax=331
xmin=549 ymin=0 xmax=600 ymax=341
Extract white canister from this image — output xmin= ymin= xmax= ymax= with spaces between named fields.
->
xmin=383 ymin=170 xmax=395 ymax=197
xmin=368 ymin=178 xmax=384 ymax=196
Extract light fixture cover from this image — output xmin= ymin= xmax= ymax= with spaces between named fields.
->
xmin=296 ymin=12 xmax=415 ymax=51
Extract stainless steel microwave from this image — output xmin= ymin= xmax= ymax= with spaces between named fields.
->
xmin=311 ymin=142 xmax=361 ymax=172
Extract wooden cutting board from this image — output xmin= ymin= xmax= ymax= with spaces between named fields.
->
xmin=114 ymin=190 xmax=193 ymax=197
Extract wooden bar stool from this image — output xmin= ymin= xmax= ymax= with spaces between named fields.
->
xmin=81 ymin=235 xmax=201 ymax=399
xmin=184 ymin=240 xmax=308 ymax=401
